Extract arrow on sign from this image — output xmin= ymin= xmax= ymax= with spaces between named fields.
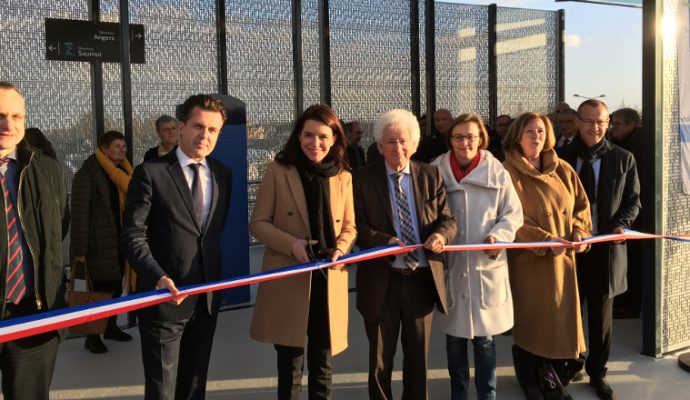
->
xmin=48 ymin=45 xmax=56 ymax=52
xmin=134 ymin=33 xmax=142 ymax=39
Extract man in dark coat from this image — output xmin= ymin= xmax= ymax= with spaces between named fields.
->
xmin=121 ymin=94 xmax=232 ymax=399
xmin=0 ymin=81 xmax=69 ymax=399
xmin=558 ymin=99 xmax=641 ymax=400
xmin=412 ymin=108 xmax=452 ymax=163
xmin=609 ymin=108 xmax=651 ymax=319
xmin=345 ymin=120 xmax=366 ymax=170
xmin=354 ymin=109 xmax=456 ymax=400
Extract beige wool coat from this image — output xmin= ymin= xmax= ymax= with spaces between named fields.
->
xmin=502 ymin=149 xmax=592 ymax=360
xmin=249 ymin=161 xmax=356 ymax=355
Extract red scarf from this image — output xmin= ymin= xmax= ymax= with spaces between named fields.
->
xmin=450 ymin=151 xmax=481 ymax=182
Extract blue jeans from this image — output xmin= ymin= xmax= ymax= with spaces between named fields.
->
xmin=446 ymin=334 xmax=497 ymax=400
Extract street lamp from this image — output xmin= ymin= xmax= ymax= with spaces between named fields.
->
xmin=573 ymin=94 xmax=606 ymax=100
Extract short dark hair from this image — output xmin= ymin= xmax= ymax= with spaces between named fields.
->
xmin=179 ymin=94 xmax=227 ymax=123
xmin=577 ymin=99 xmax=608 ymax=116
xmin=155 ymin=114 xmax=177 ymax=131
xmin=24 ymin=128 xmax=57 ymax=159
xmin=558 ymin=108 xmax=578 ymax=119
xmin=503 ymin=112 xmax=556 ymax=153
xmin=611 ymin=108 xmax=640 ymax=126
xmin=446 ymin=114 xmax=489 ymax=150
xmin=344 ymin=121 xmax=361 ymax=134
xmin=98 ymin=130 xmax=126 ymax=149
xmin=276 ymin=104 xmax=348 ymax=171
xmin=0 ymin=81 xmax=22 ymax=96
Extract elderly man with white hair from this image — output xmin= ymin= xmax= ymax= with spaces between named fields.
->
xmin=353 ymin=109 xmax=457 ymax=400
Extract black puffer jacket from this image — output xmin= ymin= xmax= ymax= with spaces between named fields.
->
xmin=70 ymin=154 xmax=122 ymax=283
xmin=0 ymin=144 xmax=69 ymax=318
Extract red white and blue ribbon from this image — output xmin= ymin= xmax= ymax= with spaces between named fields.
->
xmin=0 ymin=229 xmax=687 ymax=343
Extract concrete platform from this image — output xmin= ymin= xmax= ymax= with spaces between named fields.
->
xmin=46 ymin=294 xmax=689 ymax=399
xmin=40 ymin=246 xmax=690 ymax=399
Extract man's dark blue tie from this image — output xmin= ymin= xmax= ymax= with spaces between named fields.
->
xmin=189 ymin=163 xmax=203 ymax=227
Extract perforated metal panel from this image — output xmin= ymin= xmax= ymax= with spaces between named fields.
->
xmin=99 ymin=0 xmax=219 ymax=165
xmin=0 ymin=1 xmax=93 ymax=187
xmin=225 ymin=0 xmax=294 ymax=183
xmin=435 ymin=3 xmax=489 ymax=120
xmin=496 ymin=7 xmax=559 ymax=116
xmin=329 ymin=0 xmax=412 ymax=149
xmin=302 ymin=0 xmax=321 ymax=110
xmin=660 ymin=0 xmax=690 ymax=354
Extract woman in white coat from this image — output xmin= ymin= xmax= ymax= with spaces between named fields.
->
xmin=432 ymin=114 xmax=523 ymax=400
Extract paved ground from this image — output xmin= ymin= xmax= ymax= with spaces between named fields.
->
xmin=47 ymin=295 xmax=689 ymax=399
xmin=41 ymin=246 xmax=690 ymax=399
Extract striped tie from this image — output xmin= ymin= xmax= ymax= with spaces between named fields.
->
xmin=393 ymin=173 xmax=419 ymax=270
xmin=1 ymin=158 xmax=25 ymax=304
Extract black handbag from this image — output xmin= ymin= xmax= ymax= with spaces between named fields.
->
xmin=537 ymin=358 xmax=568 ymax=400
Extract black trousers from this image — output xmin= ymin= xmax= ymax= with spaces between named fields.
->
xmin=275 ymin=270 xmax=332 ymax=400
xmin=138 ymin=296 xmax=217 ymax=400
xmin=577 ymin=244 xmax=614 ymax=380
xmin=0 ymin=297 xmax=60 ymax=400
xmin=364 ymin=268 xmax=436 ymax=400
xmin=613 ymin=240 xmax=643 ymax=315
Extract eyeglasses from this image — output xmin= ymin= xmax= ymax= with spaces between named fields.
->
xmin=523 ymin=130 xmax=545 ymax=139
xmin=450 ymin=134 xmax=479 ymax=143
xmin=579 ymin=119 xmax=608 ymax=127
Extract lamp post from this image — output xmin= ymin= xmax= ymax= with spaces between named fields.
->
xmin=573 ymin=94 xmax=606 ymax=100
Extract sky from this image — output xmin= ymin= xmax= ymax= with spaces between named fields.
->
xmin=448 ymin=0 xmax=643 ymax=111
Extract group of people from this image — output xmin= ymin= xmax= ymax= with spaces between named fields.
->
xmin=250 ymin=100 xmax=641 ymax=400
xmin=0 ymin=82 xmax=233 ymax=400
xmin=0 ymin=77 xmax=643 ymax=400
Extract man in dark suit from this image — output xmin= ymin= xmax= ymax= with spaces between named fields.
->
xmin=121 ymin=94 xmax=232 ymax=400
xmin=354 ymin=109 xmax=456 ymax=400
xmin=558 ymin=99 xmax=640 ymax=400
xmin=0 ymin=82 xmax=69 ymax=400
xmin=412 ymin=108 xmax=452 ymax=163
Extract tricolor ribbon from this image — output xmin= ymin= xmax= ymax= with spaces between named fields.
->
xmin=0 ymin=229 xmax=687 ymax=343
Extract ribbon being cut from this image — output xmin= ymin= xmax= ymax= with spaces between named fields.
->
xmin=0 ymin=229 xmax=687 ymax=343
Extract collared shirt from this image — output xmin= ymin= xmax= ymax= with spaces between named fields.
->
xmin=176 ymin=147 xmax=212 ymax=226
xmin=384 ymin=162 xmax=429 ymax=269
xmin=0 ymin=151 xmax=34 ymax=297
xmin=557 ymin=135 xmax=575 ymax=148
xmin=576 ymin=157 xmax=601 ymax=234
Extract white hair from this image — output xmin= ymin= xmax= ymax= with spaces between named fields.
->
xmin=373 ymin=109 xmax=421 ymax=151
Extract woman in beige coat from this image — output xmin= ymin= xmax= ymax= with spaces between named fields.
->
xmin=502 ymin=112 xmax=592 ymax=399
xmin=249 ymin=104 xmax=356 ymax=400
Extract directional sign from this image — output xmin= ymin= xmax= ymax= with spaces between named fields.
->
xmin=45 ymin=18 xmax=145 ymax=63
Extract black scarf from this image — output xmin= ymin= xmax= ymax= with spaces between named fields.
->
xmin=574 ymin=133 xmax=610 ymax=203
xmin=294 ymin=152 xmax=340 ymax=258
